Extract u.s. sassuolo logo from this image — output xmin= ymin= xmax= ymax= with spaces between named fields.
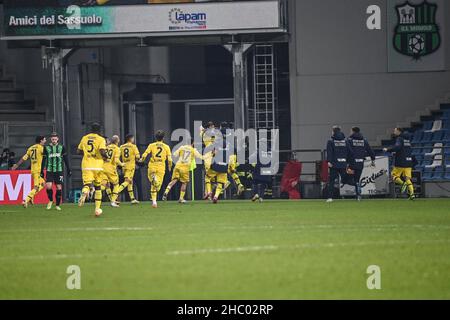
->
xmin=393 ymin=1 xmax=441 ymax=60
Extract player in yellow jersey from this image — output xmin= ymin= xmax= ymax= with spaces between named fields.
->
xmin=101 ymin=135 xmax=124 ymax=207
xmin=12 ymin=136 xmax=47 ymax=208
xmin=77 ymin=123 xmax=108 ymax=217
xmin=162 ymin=139 xmax=203 ymax=203
xmin=111 ymin=134 xmax=140 ymax=205
xmin=224 ymin=153 xmax=245 ymax=196
xmin=140 ymin=130 xmax=172 ymax=208
xmin=200 ymin=121 xmax=217 ymax=200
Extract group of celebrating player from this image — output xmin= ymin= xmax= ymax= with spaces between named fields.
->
xmin=13 ymin=121 xmax=246 ymax=217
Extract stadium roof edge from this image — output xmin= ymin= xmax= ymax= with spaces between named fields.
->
xmin=3 ymin=32 xmax=290 ymax=49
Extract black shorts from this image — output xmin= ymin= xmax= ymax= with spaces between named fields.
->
xmin=46 ymin=172 xmax=64 ymax=185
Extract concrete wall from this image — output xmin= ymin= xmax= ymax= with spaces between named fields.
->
xmin=0 ymin=6 xmax=53 ymax=115
xmin=289 ymin=0 xmax=450 ymax=150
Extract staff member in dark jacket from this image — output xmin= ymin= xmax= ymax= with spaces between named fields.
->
xmin=347 ymin=127 xmax=376 ymax=201
xmin=383 ymin=127 xmax=415 ymax=200
xmin=326 ymin=126 xmax=352 ymax=203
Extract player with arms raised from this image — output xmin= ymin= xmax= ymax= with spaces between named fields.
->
xmin=12 ymin=136 xmax=46 ymax=208
xmin=77 ymin=123 xmax=107 ymax=217
xmin=140 ymin=130 xmax=172 ymax=208
xmin=162 ymin=138 xmax=203 ymax=203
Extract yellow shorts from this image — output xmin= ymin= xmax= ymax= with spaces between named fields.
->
xmin=82 ymin=169 xmax=103 ymax=187
xmin=392 ymin=167 xmax=412 ymax=180
xmin=123 ymin=168 xmax=135 ymax=180
xmin=101 ymin=169 xmax=119 ymax=185
xmin=172 ymin=166 xmax=190 ymax=183
xmin=206 ymin=168 xmax=228 ymax=185
xmin=148 ymin=165 xmax=166 ymax=191
xmin=204 ymin=153 xmax=213 ymax=171
xmin=31 ymin=173 xmax=45 ymax=188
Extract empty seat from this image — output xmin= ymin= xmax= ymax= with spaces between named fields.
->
xmin=444 ymin=131 xmax=450 ymax=142
xmin=442 ymin=121 xmax=450 ymax=130
xmin=421 ymin=131 xmax=433 ymax=142
xmin=431 ymin=131 xmax=445 ymax=142
xmin=412 ymin=146 xmax=422 ymax=155
xmin=444 ymin=171 xmax=450 ymax=180
xmin=422 ymin=167 xmax=434 ymax=181
xmin=431 ymin=169 xmax=444 ymax=181
xmin=416 ymin=158 xmax=432 ymax=170
xmin=442 ymin=110 xmax=450 ymax=120
xmin=425 ymin=143 xmax=443 ymax=156
xmin=411 ymin=130 xmax=423 ymax=143
xmin=425 ymin=154 xmax=443 ymax=168
xmin=427 ymin=120 xmax=443 ymax=132
xmin=423 ymin=121 xmax=434 ymax=131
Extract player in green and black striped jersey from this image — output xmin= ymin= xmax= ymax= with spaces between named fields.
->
xmin=43 ymin=132 xmax=72 ymax=211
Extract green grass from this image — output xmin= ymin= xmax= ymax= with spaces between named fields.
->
xmin=0 ymin=199 xmax=449 ymax=300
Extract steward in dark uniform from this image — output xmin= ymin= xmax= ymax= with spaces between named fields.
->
xmin=347 ymin=127 xmax=375 ymax=200
xmin=326 ymin=126 xmax=352 ymax=202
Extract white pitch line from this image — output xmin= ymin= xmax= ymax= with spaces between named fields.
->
xmin=166 ymin=239 xmax=450 ymax=256
xmin=0 ymin=226 xmax=153 ymax=233
xmin=0 ymin=239 xmax=449 ymax=261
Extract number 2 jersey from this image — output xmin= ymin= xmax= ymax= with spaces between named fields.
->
xmin=78 ymin=133 xmax=106 ymax=170
xmin=142 ymin=141 xmax=172 ymax=170
xmin=120 ymin=143 xmax=140 ymax=170
xmin=22 ymin=144 xmax=44 ymax=174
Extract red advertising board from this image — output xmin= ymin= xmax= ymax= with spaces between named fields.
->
xmin=0 ymin=170 xmax=48 ymax=205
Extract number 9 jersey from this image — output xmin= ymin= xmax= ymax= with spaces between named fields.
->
xmin=78 ymin=133 xmax=107 ymax=170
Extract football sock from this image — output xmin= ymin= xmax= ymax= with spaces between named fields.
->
xmin=127 ymin=184 xmax=135 ymax=201
xmin=214 ymin=183 xmax=224 ymax=199
xmin=94 ymin=186 xmax=102 ymax=210
xmin=46 ymin=189 xmax=53 ymax=202
xmin=180 ymin=191 xmax=185 ymax=201
xmin=105 ymin=187 xmax=112 ymax=201
xmin=164 ymin=185 xmax=172 ymax=196
xmin=111 ymin=184 xmax=119 ymax=202
xmin=56 ymin=190 xmax=62 ymax=205
xmin=150 ymin=185 xmax=157 ymax=202
xmin=406 ymin=179 xmax=414 ymax=196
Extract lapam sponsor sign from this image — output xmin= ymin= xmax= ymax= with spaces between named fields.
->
xmin=340 ymin=157 xmax=390 ymax=196
xmin=2 ymin=1 xmax=282 ymax=39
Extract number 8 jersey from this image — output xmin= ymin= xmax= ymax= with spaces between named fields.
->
xmin=78 ymin=133 xmax=106 ymax=170
xmin=120 ymin=142 xmax=140 ymax=170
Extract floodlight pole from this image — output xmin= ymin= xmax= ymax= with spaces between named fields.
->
xmin=224 ymin=43 xmax=252 ymax=130
xmin=43 ymin=46 xmax=74 ymax=198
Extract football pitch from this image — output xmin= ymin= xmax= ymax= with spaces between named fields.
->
xmin=0 ymin=199 xmax=449 ymax=300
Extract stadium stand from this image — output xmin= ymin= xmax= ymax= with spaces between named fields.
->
xmin=0 ymin=64 xmax=53 ymax=163
xmin=384 ymin=103 xmax=450 ymax=182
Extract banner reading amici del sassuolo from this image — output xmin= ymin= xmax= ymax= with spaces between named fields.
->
xmin=2 ymin=1 xmax=282 ymax=39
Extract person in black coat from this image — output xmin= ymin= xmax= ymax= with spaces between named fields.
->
xmin=326 ymin=126 xmax=352 ymax=202
xmin=347 ymin=127 xmax=376 ymax=201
